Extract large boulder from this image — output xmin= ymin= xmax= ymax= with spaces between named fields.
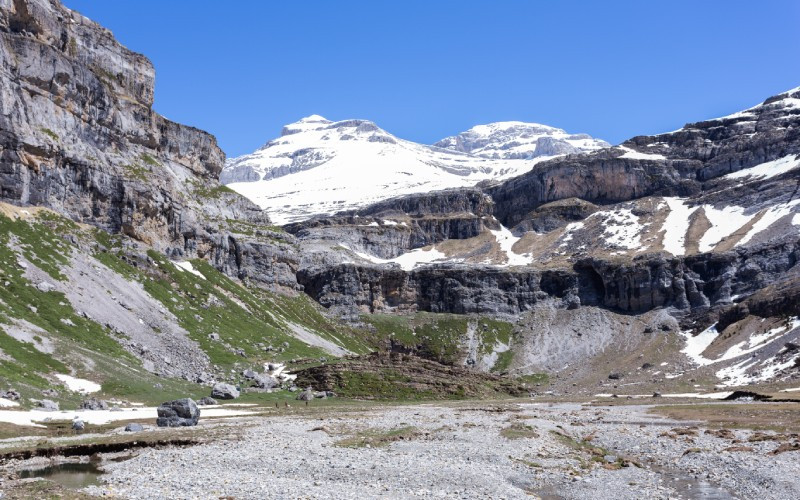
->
xmin=156 ymin=398 xmax=200 ymax=427
xmin=252 ymin=374 xmax=279 ymax=390
xmin=211 ymin=383 xmax=240 ymax=400
xmin=37 ymin=399 xmax=59 ymax=411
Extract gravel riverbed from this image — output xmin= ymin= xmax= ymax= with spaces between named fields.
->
xmin=74 ymin=401 xmax=800 ymax=499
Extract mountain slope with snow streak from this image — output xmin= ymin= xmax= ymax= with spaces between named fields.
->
xmin=221 ymin=116 xmax=608 ymax=224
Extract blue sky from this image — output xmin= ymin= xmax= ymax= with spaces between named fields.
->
xmin=64 ymin=0 xmax=800 ymax=158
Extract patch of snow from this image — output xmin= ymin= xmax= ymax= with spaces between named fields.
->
xmin=724 ymin=155 xmax=800 ymax=181
xmin=592 ymin=208 xmax=643 ymax=250
xmin=618 ymin=146 xmax=666 ymax=160
xmin=341 ymin=244 xmax=450 ymax=271
xmin=172 ymin=261 xmax=206 ymax=280
xmin=717 ymin=318 xmax=800 ymax=362
xmin=559 ymin=222 xmax=584 ymax=247
xmin=698 ymin=205 xmax=753 ymax=252
xmin=736 ymin=199 xmax=800 ymax=247
xmin=662 ymin=197 xmax=698 ymax=256
xmin=54 ymin=374 xmax=101 ymax=393
xmin=0 ymin=399 xmax=20 ymax=408
xmin=680 ymin=324 xmax=718 ymax=366
xmin=490 ymin=225 xmax=531 ymax=266
xmin=0 ymin=406 xmax=261 ymax=428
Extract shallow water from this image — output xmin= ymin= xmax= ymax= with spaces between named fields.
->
xmin=19 ymin=462 xmax=103 ymax=489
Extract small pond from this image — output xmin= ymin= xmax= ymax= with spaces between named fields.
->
xmin=19 ymin=462 xmax=104 ymax=489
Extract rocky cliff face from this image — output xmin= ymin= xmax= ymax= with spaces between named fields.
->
xmin=0 ymin=0 xmax=298 ymax=288
xmin=290 ymin=88 xmax=800 ymax=333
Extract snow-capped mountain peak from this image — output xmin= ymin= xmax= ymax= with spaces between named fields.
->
xmin=434 ymin=121 xmax=610 ymax=160
xmin=221 ymin=116 xmax=609 ymax=224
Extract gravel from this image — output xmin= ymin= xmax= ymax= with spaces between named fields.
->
xmin=81 ymin=402 xmax=800 ymax=499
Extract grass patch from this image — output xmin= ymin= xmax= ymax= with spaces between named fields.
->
xmin=517 ymin=373 xmax=550 ymax=386
xmin=652 ymin=403 xmax=800 ymax=433
xmin=335 ymin=426 xmax=421 ymax=448
xmin=40 ymin=128 xmax=59 ymax=140
xmin=140 ymin=153 xmax=160 ymax=166
xmin=500 ymin=422 xmax=540 ymax=439
xmin=363 ymin=313 xmax=517 ymax=368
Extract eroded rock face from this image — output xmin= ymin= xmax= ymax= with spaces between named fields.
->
xmin=0 ymin=0 xmax=297 ymax=288
xmin=297 ymin=238 xmax=800 ymax=317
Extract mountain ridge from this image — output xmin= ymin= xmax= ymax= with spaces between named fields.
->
xmin=220 ymin=115 xmax=609 ymax=224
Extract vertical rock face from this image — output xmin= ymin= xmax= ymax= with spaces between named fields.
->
xmin=0 ymin=0 xmax=298 ymax=287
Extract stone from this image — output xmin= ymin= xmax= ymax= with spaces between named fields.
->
xmin=211 ymin=383 xmax=240 ymax=400
xmin=608 ymin=373 xmax=623 ymax=380
xmin=125 ymin=423 xmax=144 ymax=432
xmin=38 ymin=399 xmax=59 ymax=411
xmin=156 ymin=398 xmax=200 ymax=427
xmin=72 ymin=419 xmax=85 ymax=431
xmin=36 ymin=281 xmax=56 ymax=292
xmin=80 ymin=398 xmax=109 ymax=410
xmin=296 ymin=387 xmax=315 ymax=402
xmin=252 ymin=374 xmax=279 ymax=389
xmin=198 ymin=397 xmax=218 ymax=406
xmin=1 ymin=389 xmax=20 ymax=401
xmin=242 ymin=369 xmax=257 ymax=380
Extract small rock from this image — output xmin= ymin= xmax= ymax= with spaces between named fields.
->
xmin=608 ymin=373 xmax=623 ymax=380
xmin=72 ymin=419 xmax=85 ymax=431
xmin=198 ymin=397 xmax=217 ymax=406
xmin=125 ymin=423 xmax=144 ymax=432
xmin=242 ymin=369 xmax=257 ymax=380
xmin=36 ymin=281 xmax=55 ymax=292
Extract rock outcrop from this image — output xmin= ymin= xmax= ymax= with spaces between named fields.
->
xmin=0 ymin=0 xmax=297 ymax=288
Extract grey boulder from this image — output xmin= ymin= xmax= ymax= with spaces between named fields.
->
xmin=252 ymin=374 xmax=279 ymax=389
xmin=211 ymin=383 xmax=240 ymax=400
xmin=296 ymin=387 xmax=314 ymax=401
xmin=198 ymin=396 xmax=218 ymax=406
xmin=80 ymin=398 xmax=109 ymax=410
xmin=38 ymin=399 xmax=59 ymax=411
xmin=72 ymin=419 xmax=85 ymax=431
xmin=125 ymin=423 xmax=144 ymax=432
xmin=156 ymin=398 xmax=200 ymax=427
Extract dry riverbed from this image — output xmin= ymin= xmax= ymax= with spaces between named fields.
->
xmin=1 ymin=401 xmax=799 ymax=499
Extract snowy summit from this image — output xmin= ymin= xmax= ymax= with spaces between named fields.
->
xmin=221 ymin=116 xmax=607 ymax=224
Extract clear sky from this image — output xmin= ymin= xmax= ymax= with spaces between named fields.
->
xmin=63 ymin=0 xmax=800 ymax=158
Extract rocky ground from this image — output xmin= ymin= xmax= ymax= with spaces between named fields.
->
xmin=14 ymin=400 xmax=780 ymax=499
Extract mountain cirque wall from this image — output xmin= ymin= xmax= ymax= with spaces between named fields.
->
xmin=0 ymin=0 xmax=297 ymax=288
xmin=489 ymin=87 xmax=800 ymax=228
xmin=291 ymin=88 xmax=800 ymax=322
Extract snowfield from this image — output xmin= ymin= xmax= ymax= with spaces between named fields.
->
xmin=224 ymin=116 xmax=608 ymax=224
